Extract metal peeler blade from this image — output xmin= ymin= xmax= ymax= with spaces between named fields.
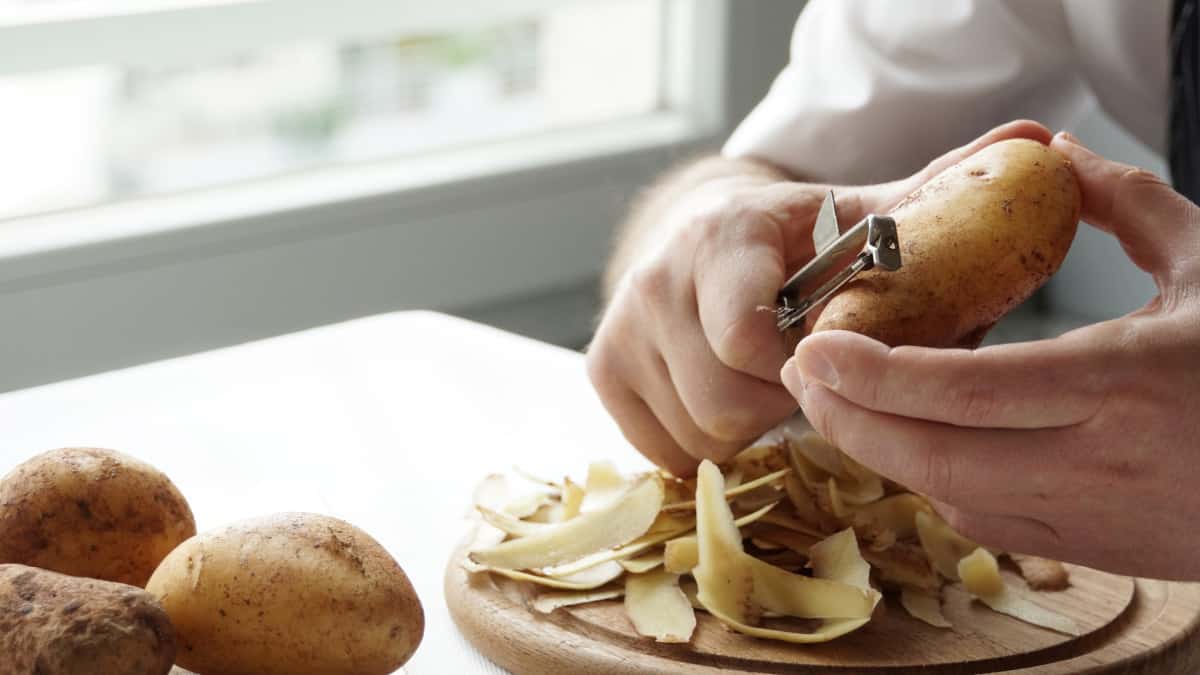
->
xmin=776 ymin=191 xmax=901 ymax=332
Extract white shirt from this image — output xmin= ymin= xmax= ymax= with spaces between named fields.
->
xmin=723 ymin=0 xmax=1170 ymax=184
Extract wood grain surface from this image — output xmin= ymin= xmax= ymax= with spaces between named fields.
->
xmin=445 ymin=539 xmax=1200 ymax=674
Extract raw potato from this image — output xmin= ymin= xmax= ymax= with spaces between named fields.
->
xmin=0 ymin=564 xmax=176 ymax=675
xmin=0 ymin=447 xmax=196 ymax=587
xmin=812 ymin=139 xmax=1080 ymax=347
xmin=146 ymin=512 xmax=423 ymax=675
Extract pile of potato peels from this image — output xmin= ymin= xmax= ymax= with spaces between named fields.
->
xmin=464 ymin=429 xmax=1077 ymax=644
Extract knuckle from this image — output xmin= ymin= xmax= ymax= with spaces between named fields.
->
xmin=804 ymin=394 xmax=842 ymax=451
xmin=939 ymin=506 xmax=988 ymax=544
xmin=584 ymin=349 xmax=616 ymax=398
xmin=955 ymin=380 xmax=998 ymax=425
xmin=713 ymin=317 xmax=761 ymax=372
xmin=918 ymin=450 xmax=955 ymax=501
xmin=695 ymin=404 xmax=768 ymax=443
xmin=628 ymin=262 xmax=673 ymax=307
xmin=584 ymin=339 xmax=628 ymax=401
xmin=1120 ymin=166 xmax=1167 ymax=189
xmin=685 ymin=197 xmax=736 ymax=242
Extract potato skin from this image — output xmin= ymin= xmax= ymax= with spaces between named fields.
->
xmin=812 ymin=139 xmax=1080 ymax=347
xmin=147 ymin=512 xmax=424 ymax=675
xmin=0 ymin=448 xmax=197 ymax=588
xmin=0 ymin=564 xmax=176 ymax=675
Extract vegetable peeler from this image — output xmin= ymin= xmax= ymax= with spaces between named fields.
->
xmin=775 ymin=191 xmax=902 ymax=331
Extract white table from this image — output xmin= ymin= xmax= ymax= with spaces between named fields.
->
xmin=0 ymin=311 xmax=649 ymax=675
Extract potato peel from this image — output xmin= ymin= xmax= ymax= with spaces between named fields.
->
xmin=748 ymin=556 xmax=876 ymax=619
xmin=471 ymin=475 xmax=664 ymax=570
xmin=693 ymin=460 xmax=757 ymax=624
xmin=662 ymin=502 xmax=781 ymax=575
xmin=706 ymin=606 xmax=872 ymax=644
xmin=561 ymin=478 xmax=585 ymax=521
xmin=808 ymin=528 xmax=872 ymax=590
xmin=541 ymin=522 xmax=694 ymax=578
xmin=663 ymin=537 xmax=698 ymax=575
xmin=503 ymin=492 xmax=555 ymax=519
xmin=619 ymin=553 xmax=665 ymax=575
xmin=662 ymin=467 xmax=790 ymax=512
xmin=959 ymin=547 xmax=1081 ymax=636
xmin=900 ymin=587 xmax=952 ymax=628
xmin=480 ymin=562 xmax=623 ymax=590
xmin=533 ymin=587 xmax=623 ymax=613
xmin=916 ymin=510 xmax=980 ymax=581
xmin=582 ymin=461 xmax=627 ymax=513
xmin=469 ymin=432 xmax=1078 ymax=647
xmin=1010 ymin=554 xmax=1071 ymax=591
xmin=625 ymin=570 xmax=696 ymax=643
xmin=476 ymin=506 xmax=550 ymax=538
xmin=848 ymin=493 xmax=932 ymax=540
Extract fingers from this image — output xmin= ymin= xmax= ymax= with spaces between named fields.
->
xmin=780 ymin=376 xmax=1067 ymax=513
xmin=930 ymin=500 xmax=1066 ymax=559
xmin=637 ymin=350 xmax=752 ymax=465
xmin=586 ymin=349 xmax=698 ymax=477
xmin=787 ymin=328 xmax=1114 ymax=429
xmin=1050 ymin=132 xmax=1200 ymax=281
xmin=659 ymin=307 xmax=797 ymax=449
xmin=691 ymin=183 xmax=824 ymax=382
xmin=881 ymin=120 xmax=1053 ymax=206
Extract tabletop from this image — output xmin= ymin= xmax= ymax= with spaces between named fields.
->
xmin=0 ymin=310 xmax=647 ymax=675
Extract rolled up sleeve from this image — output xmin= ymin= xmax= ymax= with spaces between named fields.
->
xmin=723 ymin=0 xmax=1090 ymax=184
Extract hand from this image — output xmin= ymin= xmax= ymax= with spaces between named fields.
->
xmin=783 ymin=132 xmax=1200 ymax=580
xmin=588 ymin=120 xmax=1053 ymax=477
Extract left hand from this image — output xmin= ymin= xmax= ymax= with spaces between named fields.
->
xmin=781 ymin=131 xmax=1200 ymax=580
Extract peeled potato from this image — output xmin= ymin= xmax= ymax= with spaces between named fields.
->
xmin=146 ymin=512 xmax=423 ymax=675
xmin=812 ymin=138 xmax=1080 ymax=347
xmin=0 ymin=447 xmax=196 ymax=587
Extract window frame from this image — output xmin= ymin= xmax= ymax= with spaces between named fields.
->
xmin=0 ymin=0 xmax=801 ymax=393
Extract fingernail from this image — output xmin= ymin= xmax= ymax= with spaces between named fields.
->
xmin=795 ymin=346 xmax=839 ymax=390
xmin=780 ymin=357 xmax=803 ymax=395
xmin=1058 ymin=130 xmax=1081 ymax=145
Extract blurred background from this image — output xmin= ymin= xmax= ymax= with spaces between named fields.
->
xmin=0 ymin=0 xmax=1161 ymax=393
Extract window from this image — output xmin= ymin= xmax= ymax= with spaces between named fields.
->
xmin=0 ymin=0 xmax=672 ymax=221
xmin=0 ymin=0 xmax=737 ymax=393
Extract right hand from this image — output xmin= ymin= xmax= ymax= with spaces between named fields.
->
xmin=586 ymin=120 xmax=1053 ymax=475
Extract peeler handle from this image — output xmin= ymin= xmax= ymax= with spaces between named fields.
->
xmin=776 ymin=214 xmax=901 ymax=332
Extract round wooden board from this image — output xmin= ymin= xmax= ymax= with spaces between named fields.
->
xmin=445 ymin=542 xmax=1200 ymax=674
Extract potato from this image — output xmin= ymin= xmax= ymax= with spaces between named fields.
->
xmin=811 ymin=139 xmax=1080 ymax=346
xmin=147 ymin=512 xmax=424 ymax=675
xmin=0 ymin=448 xmax=197 ymax=587
xmin=0 ymin=563 xmax=176 ymax=675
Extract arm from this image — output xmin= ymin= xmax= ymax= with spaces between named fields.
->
xmin=590 ymin=0 xmax=1087 ymax=477
xmin=588 ymin=120 xmax=1052 ymax=477
xmin=784 ymin=133 xmax=1200 ymax=580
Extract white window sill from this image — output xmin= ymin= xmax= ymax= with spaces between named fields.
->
xmin=0 ymin=112 xmax=710 ymax=288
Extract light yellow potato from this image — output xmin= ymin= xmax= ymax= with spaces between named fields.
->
xmin=147 ymin=512 xmax=423 ymax=675
xmin=0 ymin=447 xmax=196 ymax=587
xmin=0 ymin=564 xmax=176 ymax=675
xmin=812 ymin=139 xmax=1080 ymax=347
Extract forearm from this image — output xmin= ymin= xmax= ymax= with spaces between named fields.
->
xmin=602 ymin=155 xmax=792 ymax=301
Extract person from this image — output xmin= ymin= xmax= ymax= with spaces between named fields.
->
xmin=586 ymin=0 xmax=1200 ymax=580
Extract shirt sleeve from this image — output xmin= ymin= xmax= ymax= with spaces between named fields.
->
xmin=723 ymin=0 xmax=1091 ymax=184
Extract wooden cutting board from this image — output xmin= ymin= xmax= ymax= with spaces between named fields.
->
xmin=445 ymin=540 xmax=1200 ymax=674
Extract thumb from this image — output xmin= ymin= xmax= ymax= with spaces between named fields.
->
xmin=1050 ymin=132 xmax=1200 ymax=284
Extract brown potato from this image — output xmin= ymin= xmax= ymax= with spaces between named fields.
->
xmin=147 ymin=512 xmax=424 ymax=675
xmin=0 ymin=447 xmax=197 ymax=587
xmin=0 ymin=563 xmax=176 ymax=675
xmin=811 ymin=138 xmax=1080 ymax=346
